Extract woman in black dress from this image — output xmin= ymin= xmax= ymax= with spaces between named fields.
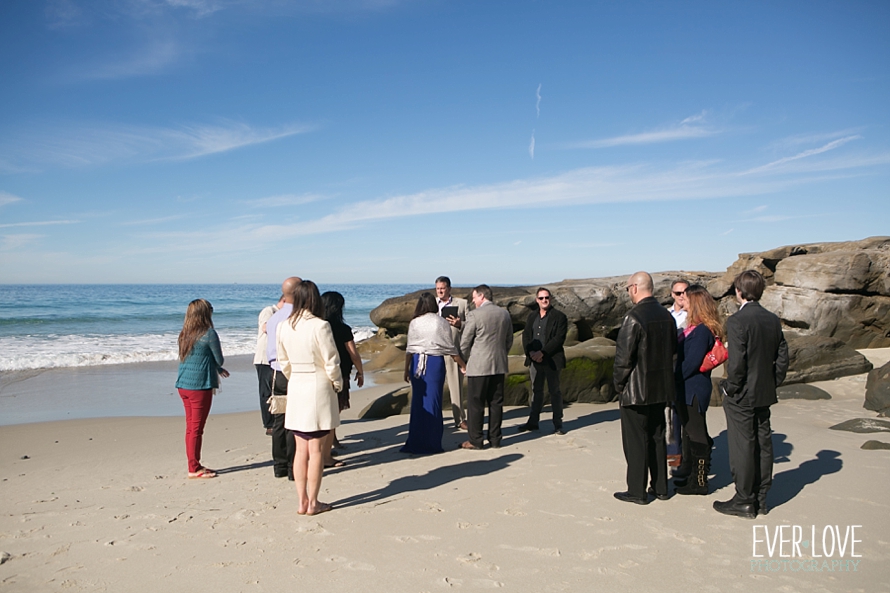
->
xmin=321 ymin=291 xmax=364 ymax=467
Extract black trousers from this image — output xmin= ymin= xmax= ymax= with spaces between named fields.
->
xmin=620 ymin=403 xmax=667 ymax=498
xmin=723 ymin=397 xmax=773 ymax=505
xmin=255 ymin=363 xmax=274 ymax=429
xmin=271 ymin=371 xmax=296 ymax=477
xmin=466 ymin=374 xmax=504 ymax=448
xmin=527 ymin=363 xmax=563 ymax=429
xmin=676 ymin=395 xmax=709 ymax=446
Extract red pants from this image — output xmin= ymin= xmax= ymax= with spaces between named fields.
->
xmin=178 ymin=388 xmax=213 ymax=473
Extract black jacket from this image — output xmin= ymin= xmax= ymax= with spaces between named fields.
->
xmin=522 ymin=307 xmax=568 ymax=370
xmin=722 ymin=301 xmax=789 ymax=408
xmin=613 ymin=296 xmax=677 ymax=406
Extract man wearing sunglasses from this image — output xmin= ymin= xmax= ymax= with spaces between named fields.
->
xmin=517 ymin=288 xmax=569 ymax=435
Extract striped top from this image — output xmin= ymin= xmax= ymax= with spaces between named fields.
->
xmin=175 ymin=328 xmax=224 ymax=390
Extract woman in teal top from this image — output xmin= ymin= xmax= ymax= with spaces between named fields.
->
xmin=175 ymin=299 xmax=229 ymax=478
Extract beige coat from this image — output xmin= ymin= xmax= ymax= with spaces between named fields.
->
xmin=276 ymin=311 xmax=343 ymax=432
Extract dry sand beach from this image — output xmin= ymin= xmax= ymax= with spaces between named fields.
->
xmin=2 ymin=351 xmax=889 ymax=593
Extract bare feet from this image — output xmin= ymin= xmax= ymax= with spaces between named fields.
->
xmin=306 ymin=502 xmax=333 ymax=516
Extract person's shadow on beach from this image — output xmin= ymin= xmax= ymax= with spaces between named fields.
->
xmin=708 ymin=431 xmax=794 ymax=492
xmin=334 ymin=453 xmax=523 ymax=509
xmin=768 ymin=449 xmax=843 ymax=511
xmin=500 ymin=404 xmax=620 ymax=446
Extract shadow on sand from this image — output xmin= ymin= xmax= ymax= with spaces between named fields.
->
xmin=334 ymin=453 xmax=523 ymax=509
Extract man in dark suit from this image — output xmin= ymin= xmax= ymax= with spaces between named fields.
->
xmin=613 ymin=272 xmax=678 ymax=505
xmin=518 ymin=287 xmax=569 ymax=435
xmin=715 ymin=270 xmax=788 ymax=519
xmin=459 ymin=285 xmax=514 ymax=450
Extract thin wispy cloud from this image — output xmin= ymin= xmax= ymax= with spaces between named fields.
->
xmin=528 ymin=131 xmax=536 ymax=159
xmin=742 ymin=135 xmax=862 ymax=175
xmin=0 ymin=192 xmax=23 ymax=207
xmin=0 ymin=220 xmax=79 ymax=229
xmin=563 ymin=111 xmax=718 ymax=149
xmin=121 ymin=215 xmax=186 ymax=226
xmin=241 ymin=193 xmax=327 ymax=208
xmin=77 ymin=39 xmax=181 ymax=81
xmin=536 ymin=83 xmax=542 ymax=118
xmin=769 ymin=128 xmax=865 ymax=150
xmin=239 ymin=140 xmax=884 ymax=241
xmin=0 ymin=120 xmax=313 ymax=170
xmin=0 ymin=234 xmax=43 ymax=251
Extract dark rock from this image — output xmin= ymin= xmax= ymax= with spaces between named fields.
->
xmin=776 ymin=384 xmax=832 ymax=400
xmin=861 ymin=440 xmax=890 ymax=450
xmin=864 ymin=361 xmax=890 ymax=416
xmin=358 ymin=387 xmax=410 ymax=419
xmin=829 ymin=418 xmax=890 ymax=433
xmin=783 ymin=334 xmax=873 ymax=384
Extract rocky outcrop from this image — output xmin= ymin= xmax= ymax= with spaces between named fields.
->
xmin=861 ymin=440 xmax=890 ymax=450
xmin=776 ymin=384 xmax=831 ymax=400
xmin=714 ymin=236 xmax=890 ymax=348
xmin=366 ymin=237 xmax=890 ymax=395
xmin=784 ymin=334 xmax=873 ymax=384
xmin=370 ymin=272 xmax=719 ymax=341
xmin=865 ymin=361 xmax=890 ymax=416
xmin=829 ymin=418 xmax=890 ymax=433
xmin=358 ymin=387 xmax=410 ymax=419
xmin=504 ymin=338 xmax=617 ymax=406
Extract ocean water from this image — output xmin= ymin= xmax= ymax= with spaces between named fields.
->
xmin=0 ymin=284 xmax=424 ymax=371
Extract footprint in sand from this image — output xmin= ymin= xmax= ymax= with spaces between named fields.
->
xmin=457 ymin=552 xmax=499 ymax=571
xmin=502 ymin=508 xmax=526 ymax=517
xmin=457 ymin=522 xmax=489 ymax=530
xmin=499 ymin=545 xmax=559 ymax=557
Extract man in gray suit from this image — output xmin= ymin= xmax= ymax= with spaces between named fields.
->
xmin=459 ymin=284 xmax=514 ymax=449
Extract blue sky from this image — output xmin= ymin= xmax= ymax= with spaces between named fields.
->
xmin=1 ymin=0 xmax=888 ymax=285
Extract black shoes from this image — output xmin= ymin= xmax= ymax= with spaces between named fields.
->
xmin=613 ymin=491 xmax=650 ymax=505
xmin=713 ymin=498 xmax=756 ymax=519
xmin=517 ymin=423 xmax=539 ymax=433
xmin=646 ymin=487 xmax=670 ymax=501
xmin=553 ymin=427 xmax=566 ymax=435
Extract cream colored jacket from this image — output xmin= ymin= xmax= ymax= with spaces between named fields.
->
xmin=276 ymin=311 xmax=343 ymax=432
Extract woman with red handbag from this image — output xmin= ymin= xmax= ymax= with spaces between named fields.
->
xmin=673 ymin=285 xmax=724 ymax=495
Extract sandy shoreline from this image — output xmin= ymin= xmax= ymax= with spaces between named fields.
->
xmin=1 ymin=352 xmax=888 ymax=592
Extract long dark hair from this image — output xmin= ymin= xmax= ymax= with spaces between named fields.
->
xmin=289 ymin=280 xmax=325 ymax=326
xmin=413 ymin=292 xmax=439 ymax=318
xmin=321 ymin=291 xmax=345 ymax=325
xmin=178 ymin=299 xmax=213 ymax=360
xmin=686 ymin=285 xmax=724 ymax=340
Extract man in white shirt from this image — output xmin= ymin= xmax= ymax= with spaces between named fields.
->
xmin=668 ymin=279 xmax=689 ymax=329
xmin=254 ymin=295 xmax=285 ymax=435
xmin=266 ymin=276 xmax=300 ymax=479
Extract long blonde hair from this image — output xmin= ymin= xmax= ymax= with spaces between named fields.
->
xmin=178 ymin=299 xmax=214 ymax=360
xmin=685 ymin=285 xmax=723 ymax=340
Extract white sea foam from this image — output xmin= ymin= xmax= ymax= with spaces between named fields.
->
xmin=0 ymin=325 xmax=378 ymax=371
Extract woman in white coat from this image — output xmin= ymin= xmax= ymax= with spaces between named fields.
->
xmin=276 ymin=280 xmax=343 ymax=516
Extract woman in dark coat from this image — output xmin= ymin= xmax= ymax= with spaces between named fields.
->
xmin=674 ymin=285 xmax=723 ymax=495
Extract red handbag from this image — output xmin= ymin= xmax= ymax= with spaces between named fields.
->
xmin=700 ymin=337 xmax=728 ymax=372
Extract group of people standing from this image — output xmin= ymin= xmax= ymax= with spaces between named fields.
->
xmin=174 ymin=268 xmax=788 ymax=520
xmin=613 ymin=270 xmax=789 ymax=519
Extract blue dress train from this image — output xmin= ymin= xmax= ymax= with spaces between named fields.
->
xmin=400 ymin=353 xmax=446 ymax=454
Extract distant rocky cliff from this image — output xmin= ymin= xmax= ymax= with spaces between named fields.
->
xmin=371 ymin=236 xmax=890 ymax=348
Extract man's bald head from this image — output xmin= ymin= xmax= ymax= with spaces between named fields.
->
xmin=625 ymin=271 xmax=654 ymax=304
xmin=281 ymin=276 xmax=302 ymax=304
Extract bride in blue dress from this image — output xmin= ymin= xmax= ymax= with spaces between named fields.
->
xmin=401 ymin=292 xmax=466 ymax=454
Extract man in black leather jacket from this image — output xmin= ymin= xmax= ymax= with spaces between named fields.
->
xmin=613 ymin=272 xmax=678 ymax=505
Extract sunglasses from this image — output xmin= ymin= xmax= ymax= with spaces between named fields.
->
xmin=536 ymin=296 xmax=550 ymax=301
xmin=672 ymin=290 xmax=686 ymax=296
